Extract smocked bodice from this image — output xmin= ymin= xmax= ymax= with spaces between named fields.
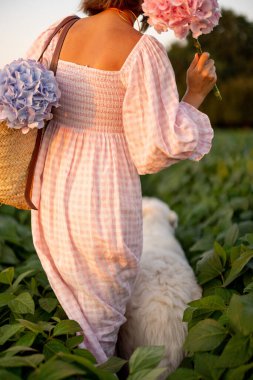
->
xmin=53 ymin=60 xmax=127 ymax=133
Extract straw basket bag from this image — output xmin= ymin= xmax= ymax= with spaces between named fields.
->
xmin=0 ymin=124 xmax=39 ymax=210
xmin=0 ymin=15 xmax=80 ymax=210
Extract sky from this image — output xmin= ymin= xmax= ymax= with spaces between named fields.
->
xmin=0 ymin=0 xmax=253 ymax=68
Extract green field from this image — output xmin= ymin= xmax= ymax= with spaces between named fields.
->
xmin=0 ymin=129 xmax=253 ymax=379
xmin=142 ymin=129 xmax=253 ymax=266
xmin=142 ymin=129 xmax=253 ymax=380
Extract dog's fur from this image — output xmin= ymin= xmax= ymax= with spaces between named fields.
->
xmin=116 ymin=197 xmax=202 ymax=378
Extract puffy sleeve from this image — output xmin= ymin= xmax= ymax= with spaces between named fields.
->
xmin=24 ymin=16 xmax=68 ymax=68
xmin=121 ymin=35 xmax=214 ymax=175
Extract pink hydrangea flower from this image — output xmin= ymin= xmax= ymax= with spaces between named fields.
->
xmin=141 ymin=0 xmax=221 ymax=38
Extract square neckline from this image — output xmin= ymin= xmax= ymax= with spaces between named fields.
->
xmin=58 ymin=33 xmax=147 ymax=75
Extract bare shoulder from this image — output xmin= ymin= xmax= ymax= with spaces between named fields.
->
xmin=60 ymin=15 xmax=145 ymax=69
xmin=122 ymin=30 xmax=144 ymax=50
xmin=75 ymin=15 xmax=143 ymax=41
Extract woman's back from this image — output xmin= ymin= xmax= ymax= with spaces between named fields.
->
xmin=53 ymin=14 xmax=148 ymax=132
xmin=59 ymin=12 xmax=144 ymax=71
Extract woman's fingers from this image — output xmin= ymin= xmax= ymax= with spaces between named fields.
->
xmin=189 ymin=53 xmax=214 ymax=73
xmin=195 ymin=56 xmax=216 ymax=81
xmin=202 ymin=60 xmax=216 ymax=80
xmin=189 ymin=53 xmax=200 ymax=69
xmin=196 ymin=52 xmax=210 ymax=71
xmin=204 ymin=59 xmax=215 ymax=68
xmin=186 ymin=51 xmax=217 ymax=98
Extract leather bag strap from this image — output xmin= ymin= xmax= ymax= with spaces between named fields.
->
xmin=25 ymin=15 xmax=80 ymax=210
xmin=50 ymin=17 xmax=80 ymax=74
xmin=37 ymin=15 xmax=80 ymax=63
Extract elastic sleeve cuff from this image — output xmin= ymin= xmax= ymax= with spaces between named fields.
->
xmin=180 ymin=101 xmax=214 ymax=161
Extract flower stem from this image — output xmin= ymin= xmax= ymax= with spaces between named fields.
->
xmin=193 ymin=38 xmax=222 ymax=101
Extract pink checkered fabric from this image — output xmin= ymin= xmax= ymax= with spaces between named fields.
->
xmin=26 ymin=16 xmax=214 ymax=363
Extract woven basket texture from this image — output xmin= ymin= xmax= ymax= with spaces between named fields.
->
xmin=0 ymin=121 xmax=37 ymax=209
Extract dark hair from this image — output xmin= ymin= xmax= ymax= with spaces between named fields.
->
xmin=78 ymin=0 xmax=150 ymax=33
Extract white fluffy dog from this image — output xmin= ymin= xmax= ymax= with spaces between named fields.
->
xmin=117 ymin=196 xmax=202 ymax=377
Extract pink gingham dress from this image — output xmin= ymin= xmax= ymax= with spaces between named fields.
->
xmin=26 ymin=16 xmax=214 ymax=363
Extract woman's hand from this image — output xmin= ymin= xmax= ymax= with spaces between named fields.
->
xmin=182 ymin=52 xmax=217 ymax=109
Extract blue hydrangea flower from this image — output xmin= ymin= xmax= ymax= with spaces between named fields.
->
xmin=0 ymin=58 xmax=61 ymax=134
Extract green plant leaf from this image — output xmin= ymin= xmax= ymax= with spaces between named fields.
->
xmin=188 ymin=295 xmax=226 ymax=312
xmin=0 ymin=267 xmax=14 ymax=285
xmin=30 ymin=277 xmax=40 ymax=297
xmin=1 ymin=345 xmax=37 ymax=357
xmin=218 ymin=314 xmax=231 ymax=329
xmin=8 ymin=292 xmax=35 ymax=315
xmin=227 ymin=293 xmax=253 ymax=335
xmin=0 ymin=216 xmax=21 ymax=245
xmin=0 ymin=369 xmax=21 ymax=380
xmin=184 ymin=319 xmax=227 ymax=353
xmin=238 ymin=221 xmax=253 ymax=236
xmin=183 ymin=306 xmax=196 ymax=323
xmin=214 ymin=288 xmax=234 ymax=305
xmin=0 ymin=293 xmax=15 ymax=307
xmin=224 ymin=224 xmax=239 ymax=246
xmin=225 ymin=363 xmax=253 ymax=380
xmin=97 ymin=355 xmax=127 ymax=373
xmin=39 ymin=298 xmax=58 ymax=313
xmin=229 ymin=197 xmax=249 ymax=211
xmin=223 ymin=249 xmax=253 ymax=287
xmin=52 ymin=320 xmax=82 ymax=337
xmin=128 ymin=368 xmax=168 ymax=380
xmin=167 ymin=368 xmax=199 ymax=380
xmin=56 ymin=352 xmax=117 ymax=379
xmin=51 ymin=317 xmax=61 ymax=323
xmin=187 ymin=309 xmax=214 ymax=330
xmin=243 ymin=281 xmax=253 ymax=293
xmin=194 ymin=353 xmax=225 ymax=380
xmin=15 ymin=332 xmax=37 ymax=347
xmin=202 ymin=278 xmax=223 ymax=297
xmin=72 ymin=348 xmax=97 ymax=363
xmin=16 ymin=319 xmax=44 ymax=334
xmin=214 ymin=241 xmax=227 ymax=266
xmin=190 ymin=237 xmax=214 ymax=252
xmin=28 ymin=359 xmax=87 ymax=380
xmin=229 ymin=246 xmax=242 ymax=264
xmin=0 ymin=245 xmax=19 ymax=265
xmin=65 ymin=335 xmax=84 ymax=349
xmin=0 ymin=324 xmax=24 ymax=345
xmin=37 ymin=321 xmax=55 ymax=333
xmin=0 ymin=354 xmax=44 ymax=368
xmin=196 ymin=250 xmax=224 ymax=285
xmin=43 ymin=339 xmax=70 ymax=360
xmin=129 ymin=346 xmax=165 ymax=374
xmin=216 ymin=335 xmax=253 ymax=368
xmin=240 ymin=233 xmax=253 ymax=247
xmin=12 ymin=270 xmax=35 ymax=291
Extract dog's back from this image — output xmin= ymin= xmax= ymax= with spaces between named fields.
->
xmin=117 ymin=197 xmax=202 ymax=377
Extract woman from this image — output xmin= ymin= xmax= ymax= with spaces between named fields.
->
xmin=25 ymin=0 xmax=215 ymax=364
